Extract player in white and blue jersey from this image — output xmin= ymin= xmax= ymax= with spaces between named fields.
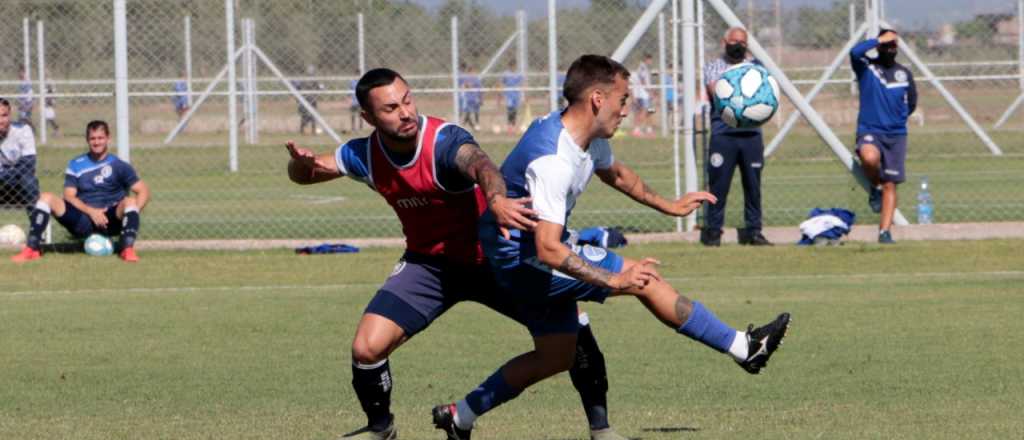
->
xmin=0 ymin=98 xmax=39 ymax=211
xmin=432 ymin=55 xmax=792 ymax=440
xmin=12 ymin=120 xmax=149 ymax=263
xmin=851 ymin=28 xmax=917 ymax=244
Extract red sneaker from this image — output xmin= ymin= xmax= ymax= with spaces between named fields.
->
xmin=120 ymin=247 xmax=139 ymax=263
xmin=11 ymin=246 xmax=41 ymax=263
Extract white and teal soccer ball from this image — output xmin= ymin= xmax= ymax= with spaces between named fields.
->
xmin=84 ymin=234 xmax=114 ymax=256
xmin=713 ymin=63 xmax=780 ymax=128
xmin=0 ymin=224 xmax=26 ymax=246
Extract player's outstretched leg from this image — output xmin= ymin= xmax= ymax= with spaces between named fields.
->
xmin=433 ymin=331 xmax=577 ymax=438
xmin=12 ymin=195 xmax=60 ymax=263
xmin=613 ymin=258 xmax=791 ymax=375
xmin=343 ymin=313 xmax=402 ymax=440
xmin=570 ymin=314 xmax=628 ymax=440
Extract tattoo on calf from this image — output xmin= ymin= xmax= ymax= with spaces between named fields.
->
xmin=674 ymin=296 xmax=693 ymax=324
xmin=559 ymin=253 xmax=615 ymax=289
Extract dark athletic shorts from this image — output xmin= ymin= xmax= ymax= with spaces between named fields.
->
xmin=857 ymin=133 xmax=907 ymax=183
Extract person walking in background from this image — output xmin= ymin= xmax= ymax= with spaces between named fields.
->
xmin=295 ymin=64 xmax=324 ymax=135
xmin=43 ymin=75 xmax=60 ymax=137
xmin=630 ymin=53 xmax=655 ymax=137
xmin=17 ymin=69 xmax=35 ymax=133
xmin=499 ymin=60 xmax=524 ymax=134
xmin=459 ymin=63 xmax=482 ymax=131
xmin=700 ymin=27 xmax=772 ymax=247
xmin=851 ymin=29 xmax=917 ymax=244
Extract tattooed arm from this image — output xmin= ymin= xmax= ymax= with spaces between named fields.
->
xmin=596 ymin=161 xmax=717 ymax=217
xmin=535 ymin=220 xmax=659 ymax=291
xmin=454 ymin=143 xmax=537 ymax=236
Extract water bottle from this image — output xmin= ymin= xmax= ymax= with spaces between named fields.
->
xmin=917 ymin=176 xmax=933 ymax=224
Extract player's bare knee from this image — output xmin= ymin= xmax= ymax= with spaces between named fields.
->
xmin=351 ymin=336 xmax=389 ymax=364
xmin=38 ymin=192 xmax=57 ymax=206
xmin=859 ymin=145 xmax=880 ymax=165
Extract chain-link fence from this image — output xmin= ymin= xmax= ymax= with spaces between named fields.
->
xmin=1 ymin=0 xmax=1023 ymax=244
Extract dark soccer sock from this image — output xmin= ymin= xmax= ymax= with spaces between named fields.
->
xmin=570 ymin=322 xmax=611 ymax=430
xmin=120 ymin=208 xmax=140 ymax=249
xmin=25 ymin=201 xmax=51 ymax=251
xmin=677 ymin=301 xmax=737 ymax=353
xmin=351 ymin=359 xmax=393 ymax=432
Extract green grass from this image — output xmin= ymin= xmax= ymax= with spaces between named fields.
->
xmin=3 ymin=240 xmax=1023 ymax=439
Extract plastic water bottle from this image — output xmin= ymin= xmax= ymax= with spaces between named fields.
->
xmin=917 ymin=176 xmax=933 ymax=224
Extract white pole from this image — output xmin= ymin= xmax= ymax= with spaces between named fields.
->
xmin=517 ymin=10 xmax=528 ymax=120
xmin=226 ymin=0 xmax=238 ymax=172
xmin=185 ymin=16 xmax=193 ymax=106
xmin=611 ymin=0 xmax=671 ymax=62
xmin=682 ymin=0 xmax=697 ymax=231
xmin=480 ymin=31 xmax=519 ymax=77
xmin=696 ymin=0 xmax=706 ymax=93
xmin=774 ymin=0 xmax=783 ymax=126
xmin=868 ymin=0 xmax=879 ymax=37
xmin=451 ymin=16 xmax=460 ymax=123
xmin=23 ymin=18 xmax=31 ymax=81
xmin=672 ymin=0 xmax=682 ymax=233
xmin=883 ymin=24 xmax=1003 ymax=155
xmin=658 ymin=12 xmax=668 ymax=137
xmin=995 ymin=93 xmax=1024 ymax=128
xmin=251 ymin=46 xmax=341 ymax=144
xmin=36 ymin=21 xmax=46 ymax=145
xmin=706 ymin=0 xmax=910 ymax=226
xmin=849 ymin=2 xmax=857 ymax=96
xmin=243 ymin=19 xmax=253 ymax=144
xmin=164 ymin=48 xmax=245 ymax=144
xmin=249 ymin=19 xmax=259 ymax=144
xmin=766 ymin=22 xmax=869 ymax=157
xmin=548 ymin=0 xmax=558 ymax=112
xmin=114 ymin=0 xmax=131 ymax=162
xmin=1019 ymin=0 xmax=1023 ymax=92
xmin=357 ymin=13 xmax=366 ymax=74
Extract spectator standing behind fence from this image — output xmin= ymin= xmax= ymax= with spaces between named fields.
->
xmin=172 ymin=76 xmax=189 ymax=119
xmin=701 ymin=27 xmax=771 ymax=247
xmin=17 ymin=69 xmax=34 ymax=132
xmin=12 ymin=120 xmax=149 ymax=263
xmin=851 ymin=29 xmax=917 ymax=244
xmin=295 ymin=64 xmax=324 ymax=135
xmin=0 ymin=98 xmax=39 ymax=214
xmin=631 ymin=53 xmax=655 ymax=137
xmin=459 ymin=63 xmax=482 ymax=131
xmin=499 ymin=61 xmax=523 ymax=134
xmin=347 ymin=69 xmax=364 ymax=134
xmin=43 ymin=76 xmax=60 ymax=137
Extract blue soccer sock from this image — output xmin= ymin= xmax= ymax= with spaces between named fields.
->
xmin=677 ymin=301 xmax=738 ymax=353
xmin=25 ymin=201 xmax=51 ymax=251
xmin=457 ymin=367 xmax=521 ymax=429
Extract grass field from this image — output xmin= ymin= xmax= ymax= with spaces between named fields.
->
xmin=3 ymin=240 xmax=1023 ymax=439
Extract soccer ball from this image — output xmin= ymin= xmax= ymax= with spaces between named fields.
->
xmin=0 ymin=224 xmax=26 ymax=246
xmin=84 ymin=234 xmax=114 ymax=257
xmin=713 ymin=63 xmax=780 ymax=128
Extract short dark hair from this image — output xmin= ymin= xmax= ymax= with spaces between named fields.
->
xmin=562 ymin=55 xmax=631 ymax=105
xmin=0 ymin=98 xmax=9 ymax=109
xmin=85 ymin=120 xmax=109 ymax=138
xmin=355 ymin=68 xmax=406 ymax=109
xmin=878 ymin=28 xmax=896 ymax=37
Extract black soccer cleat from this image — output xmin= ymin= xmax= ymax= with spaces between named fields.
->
xmin=432 ymin=403 xmax=471 ymax=440
xmin=737 ymin=313 xmax=791 ymax=374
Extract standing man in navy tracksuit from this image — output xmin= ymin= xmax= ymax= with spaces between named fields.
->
xmin=701 ymin=27 xmax=771 ymax=247
xmin=851 ymin=29 xmax=917 ymax=244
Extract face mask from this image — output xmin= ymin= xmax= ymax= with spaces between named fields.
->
xmin=878 ymin=50 xmax=897 ymax=66
xmin=725 ymin=42 xmax=747 ymax=61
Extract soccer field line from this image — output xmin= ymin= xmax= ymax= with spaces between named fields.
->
xmin=664 ymin=270 xmax=1024 ymax=283
xmin=5 ymin=270 xmax=1023 ymax=298
xmin=2 ymin=282 xmax=379 ymax=297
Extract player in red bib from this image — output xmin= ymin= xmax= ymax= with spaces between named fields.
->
xmin=286 ymin=68 xmax=628 ymax=440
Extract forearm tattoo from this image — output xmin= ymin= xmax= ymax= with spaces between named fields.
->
xmin=455 ymin=144 xmax=506 ymax=203
xmin=622 ymin=171 xmax=661 ymax=208
xmin=558 ymin=253 xmax=615 ymax=289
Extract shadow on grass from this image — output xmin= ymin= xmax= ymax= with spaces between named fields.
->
xmin=547 ymin=426 xmax=699 ymax=440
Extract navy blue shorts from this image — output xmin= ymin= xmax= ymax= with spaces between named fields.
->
xmin=56 ymin=202 xmax=122 ymax=238
xmin=488 ymin=244 xmax=626 ymax=335
xmin=364 ymin=252 xmax=583 ymax=338
xmin=857 ymin=133 xmax=907 ymax=183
